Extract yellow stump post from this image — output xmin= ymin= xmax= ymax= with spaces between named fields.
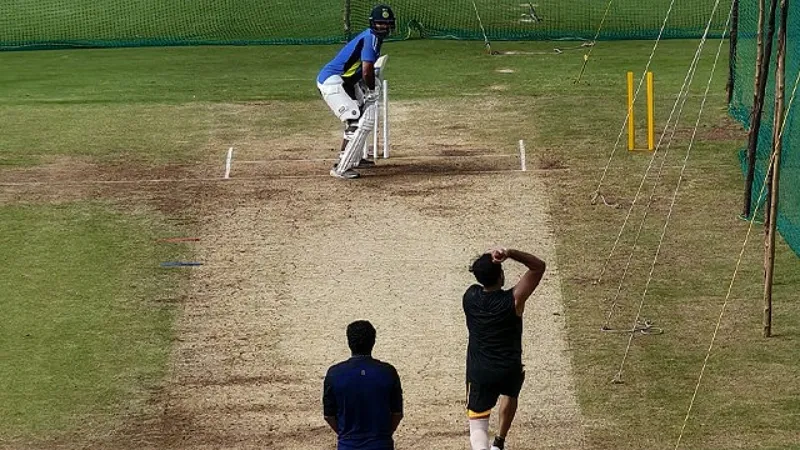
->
xmin=627 ymin=71 xmax=635 ymax=151
xmin=646 ymin=71 xmax=655 ymax=151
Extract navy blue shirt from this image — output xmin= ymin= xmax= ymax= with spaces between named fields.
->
xmin=323 ymin=355 xmax=403 ymax=450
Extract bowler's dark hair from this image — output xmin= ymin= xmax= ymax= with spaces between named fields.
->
xmin=347 ymin=320 xmax=376 ymax=355
xmin=470 ymin=253 xmax=503 ymax=286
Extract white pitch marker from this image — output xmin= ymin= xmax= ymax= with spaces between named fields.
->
xmin=224 ymin=147 xmax=234 ymax=179
xmin=519 ymin=139 xmax=527 ymax=171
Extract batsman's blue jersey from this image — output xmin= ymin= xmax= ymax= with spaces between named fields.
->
xmin=323 ymin=355 xmax=403 ymax=450
xmin=317 ymin=28 xmax=383 ymax=84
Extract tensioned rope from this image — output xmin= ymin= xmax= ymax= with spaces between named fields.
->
xmin=612 ymin=2 xmax=733 ymax=383
xmin=598 ymin=0 xmax=728 ymax=333
xmin=595 ymin=20 xmax=713 ymax=285
xmin=600 ymin=53 xmax=705 ymax=331
xmin=470 ymin=2 xmax=577 ymax=56
xmin=590 ymin=0 xmax=682 ymax=206
xmin=673 ymin=57 xmax=800 ymax=450
xmin=575 ymin=0 xmax=615 ymax=83
xmin=471 ymin=0 xmax=492 ymax=54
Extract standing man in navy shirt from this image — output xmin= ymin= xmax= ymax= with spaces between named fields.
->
xmin=323 ymin=320 xmax=403 ymax=450
xmin=317 ymin=4 xmax=396 ymax=179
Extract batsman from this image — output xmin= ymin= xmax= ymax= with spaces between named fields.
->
xmin=316 ymin=4 xmax=396 ymax=180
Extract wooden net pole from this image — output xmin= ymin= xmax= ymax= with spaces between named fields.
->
xmin=744 ymin=0 xmax=780 ymax=217
xmin=763 ymin=0 xmax=789 ymax=338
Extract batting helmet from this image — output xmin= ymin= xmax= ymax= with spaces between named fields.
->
xmin=369 ymin=4 xmax=396 ymax=37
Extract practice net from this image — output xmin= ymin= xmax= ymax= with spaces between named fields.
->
xmin=730 ymin=0 xmax=799 ymax=257
xmin=2 ymin=0 xmax=730 ymax=50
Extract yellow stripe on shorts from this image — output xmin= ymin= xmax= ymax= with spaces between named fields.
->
xmin=467 ymin=408 xmax=491 ymax=419
xmin=465 ymin=382 xmax=491 ymax=418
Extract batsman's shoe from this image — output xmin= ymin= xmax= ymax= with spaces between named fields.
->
xmin=357 ymin=158 xmax=376 ymax=168
xmin=330 ymin=167 xmax=361 ymax=179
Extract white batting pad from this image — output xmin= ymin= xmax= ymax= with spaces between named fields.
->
xmin=375 ymin=54 xmax=389 ymax=80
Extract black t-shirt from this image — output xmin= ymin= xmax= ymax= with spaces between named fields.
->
xmin=463 ymin=285 xmax=523 ymax=383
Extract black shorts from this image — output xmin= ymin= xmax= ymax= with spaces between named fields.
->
xmin=466 ymin=369 xmax=525 ymax=418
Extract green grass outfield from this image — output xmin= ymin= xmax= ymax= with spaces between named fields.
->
xmin=1 ymin=39 xmax=799 ymax=449
xmin=0 ymin=203 xmax=187 ymax=440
